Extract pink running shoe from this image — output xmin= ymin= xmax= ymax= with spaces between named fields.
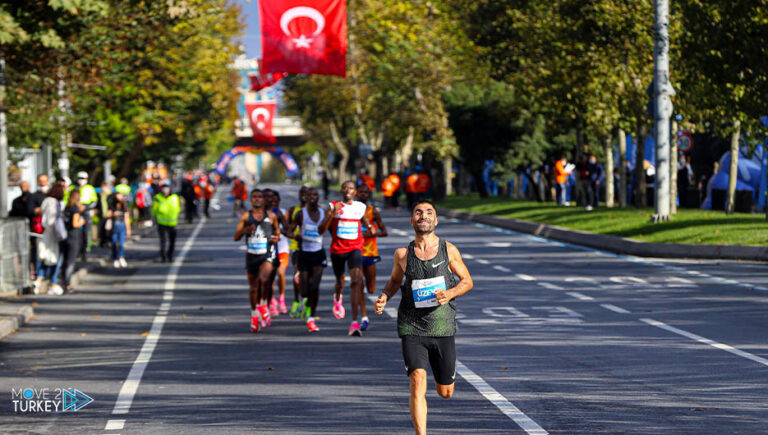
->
xmin=269 ymin=298 xmax=279 ymax=317
xmin=333 ymin=295 xmax=345 ymax=319
xmin=259 ymin=305 xmax=272 ymax=328
xmin=278 ymin=296 xmax=288 ymax=314
xmin=307 ymin=318 xmax=319 ymax=332
xmin=348 ymin=321 xmax=361 ymax=336
xmin=250 ymin=316 xmax=260 ymax=333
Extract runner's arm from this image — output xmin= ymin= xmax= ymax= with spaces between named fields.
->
xmin=268 ymin=210 xmax=280 ymax=243
xmin=287 ymin=209 xmax=302 ymax=239
xmin=317 ymin=205 xmax=334 ymax=234
xmin=373 ymin=208 xmax=388 ymax=237
xmin=437 ymin=242 xmax=473 ymax=305
xmin=233 ymin=213 xmax=250 ymax=241
xmin=375 ymin=248 xmax=407 ymax=314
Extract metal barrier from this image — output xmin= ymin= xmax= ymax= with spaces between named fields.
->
xmin=0 ymin=218 xmax=31 ymax=296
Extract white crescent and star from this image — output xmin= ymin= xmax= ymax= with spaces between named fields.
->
xmin=251 ymin=107 xmax=271 ymax=131
xmin=279 ymin=6 xmax=325 ymax=49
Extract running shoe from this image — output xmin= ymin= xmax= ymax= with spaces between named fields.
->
xmin=269 ymin=298 xmax=279 ymax=317
xmin=360 ymin=316 xmax=370 ymax=331
xmin=302 ymin=306 xmax=311 ymax=321
xmin=278 ymin=296 xmax=288 ymax=314
xmin=333 ymin=295 xmax=346 ymax=319
xmin=259 ymin=305 xmax=272 ymax=328
xmin=348 ymin=321 xmax=362 ymax=336
xmin=250 ymin=316 xmax=260 ymax=333
xmin=307 ymin=318 xmax=319 ymax=332
xmin=119 ymin=257 xmax=128 ymax=268
xmin=289 ymin=301 xmax=300 ymax=318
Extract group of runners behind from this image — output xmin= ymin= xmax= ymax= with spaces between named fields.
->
xmin=234 ymin=182 xmax=387 ymax=335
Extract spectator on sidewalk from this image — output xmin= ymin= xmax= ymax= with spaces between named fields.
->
xmin=554 ymin=157 xmax=573 ymax=206
xmin=36 ymin=181 xmax=66 ymax=295
xmin=181 ymin=173 xmax=197 ymax=224
xmin=586 ymin=155 xmax=603 ymax=210
xmin=97 ymin=182 xmax=112 ymax=248
xmin=62 ymin=190 xmax=85 ymax=293
xmin=10 ymin=181 xmax=32 ymax=219
xmin=29 ymin=173 xmax=50 ymax=279
xmin=152 ymin=180 xmax=181 ymax=263
xmin=108 ymin=191 xmax=131 ymax=268
xmin=74 ymin=171 xmax=98 ymax=262
xmin=200 ymin=176 xmax=215 ymax=218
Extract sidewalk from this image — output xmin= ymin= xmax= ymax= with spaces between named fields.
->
xmin=441 ymin=208 xmax=768 ymax=262
xmin=0 ymin=220 xmax=163 ymax=341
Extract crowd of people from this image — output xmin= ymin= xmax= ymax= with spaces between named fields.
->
xmin=8 ymin=170 xmax=220 ymax=295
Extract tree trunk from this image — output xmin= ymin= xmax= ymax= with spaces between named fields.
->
xmin=635 ymin=122 xmax=648 ymax=207
xmin=400 ymin=126 xmax=414 ymax=169
xmin=651 ymin=0 xmax=673 ymax=222
xmin=443 ymin=157 xmax=453 ymax=197
xmin=329 ymin=121 xmax=350 ymax=183
xmin=726 ymin=120 xmax=741 ymax=215
xmin=618 ymin=128 xmax=627 ymax=207
xmin=604 ymin=136 xmax=615 ymax=208
xmin=669 ymin=120 xmax=678 ymax=214
xmin=117 ymin=135 xmax=146 ymax=179
xmin=521 ymin=171 xmax=544 ymax=202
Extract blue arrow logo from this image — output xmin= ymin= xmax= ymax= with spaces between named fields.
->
xmin=62 ymin=388 xmax=94 ymax=411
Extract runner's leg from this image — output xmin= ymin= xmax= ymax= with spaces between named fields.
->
xmin=364 ymin=263 xmax=376 ymax=294
xmin=308 ymin=265 xmax=323 ymax=316
xmin=350 ymin=266 xmax=364 ymax=320
xmin=409 ymin=369 xmax=428 ymax=435
xmin=247 ymin=272 xmax=260 ymax=310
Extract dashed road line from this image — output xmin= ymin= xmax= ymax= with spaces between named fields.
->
xmin=493 ymin=265 xmax=511 ymax=272
xmin=477 ymin=259 xmax=490 ymax=265
xmin=601 ymin=304 xmax=630 ymax=314
xmin=104 ymin=419 xmax=125 ymax=430
xmin=641 ymin=318 xmax=768 ymax=368
xmin=516 ymin=274 xmax=536 ymax=281
xmin=463 ymin=253 xmax=475 ymax=259
xmin=537 ymin=282 xmax=564 ymax=291
xmin=566 ymin=292 xmax=595 ymax=301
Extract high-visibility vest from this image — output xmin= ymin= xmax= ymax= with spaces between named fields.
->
xmin=381 ymin=178 xmax=395 ymax=197
xmin=416 ymin=174 xmax=431 ymax=193
xmin=116 ymin=183 xmax=132 ymax=195
xmin=152 ymin=194 xmax=181 ymax=227
xmin=80 ymin=184 xmax=98 ymax=204
xmin=388 ymin=174 xmax=401 ymax=192
xmin=405 ymin=174 xmax=419 ymax=193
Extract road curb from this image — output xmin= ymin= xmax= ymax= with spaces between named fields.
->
xmin=0 ymin=303 xmax=34 ymax=341
xmin=440 ymin=208 xmax=768 ymax=262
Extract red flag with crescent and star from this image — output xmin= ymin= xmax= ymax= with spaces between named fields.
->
xmin=246 ymin=102 xmax=278 ymax=143
xmin=259 ymin=0 xmax=347 ymax=77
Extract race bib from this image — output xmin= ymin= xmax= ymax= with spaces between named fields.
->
xmin=336 ymin=220 xmax=359 ymax=240
xmin=303 ymin=227 xmax=322 ymax=244
xmin=247 ymin=234 xmax=268 ymax=255
xmin=411 ymin=276 xmax=446 ymax=308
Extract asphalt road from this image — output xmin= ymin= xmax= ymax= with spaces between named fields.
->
xmin=1 ymin=183 xmax=767 ymax=434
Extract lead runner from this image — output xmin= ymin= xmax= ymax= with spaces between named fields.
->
xmin=375 ymin=200 xmax=473 ymax=435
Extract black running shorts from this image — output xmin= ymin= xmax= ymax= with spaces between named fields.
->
xmin=401 ymin=335 xmax=456 ymax=386
xmin=330 ymin=249 xmax=362 ymax=277
xmin=245 ymin=250 xmax=276 ymax=275
xmin=298 ymin=250 xmax=327 ymax=272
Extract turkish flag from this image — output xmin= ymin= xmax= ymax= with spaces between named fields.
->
xmin=259 ymin=0 xmax=347 ymax=77
xmin=246 ymin=102 xmax=278 ymax=143
xmin=250 ymin=59 xmax=288 ymax=91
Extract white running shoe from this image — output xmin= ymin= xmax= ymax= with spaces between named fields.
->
xmin=114 ymin=259 xmax=121 ymax=268
xmin=119 ymin=257 xmax=128 ymax=268
xmin=48 ymin=284 xmax=64 ymax=296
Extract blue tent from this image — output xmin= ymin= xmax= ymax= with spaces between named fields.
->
xmin=702 ymin=144 xmax=765 ymax=210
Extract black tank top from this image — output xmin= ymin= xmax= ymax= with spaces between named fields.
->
xmin=245 ymin=210 xmax=273 ymax=255
xmin=398 ymin=239 xmax=457 ymax=337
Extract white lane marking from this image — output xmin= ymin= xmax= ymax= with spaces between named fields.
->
xmin=392 ymin=228 xmax=408 ymax=236
xmin=641 ymin=318 xmax=768 ymax=368
xmin=477 ymin=259 xmax=490 ymax=265
xmin=110 ymin=218 xmax=207 ymax=416
xmin=369 ymin=295 xmax=548 ymax=433
xmin=601 ymin=304 xmax=630 ymax=314
xmin=105 ymin=419 xmax=125 ymax=430
xmin=486 ymin=242 xmax=512 ymax=248
xmin=448 ymin=216 xmax=768 ymax=294
xmin=516 ymin=274 xmax=536 ymax=281
xmin=567 ymin=292 xmax=594 ymax=301
xmin=456 ymin=361 xmax=548 ymax=435
xmin=493 ymin=265 xmax=511 ymax=273
xmin=463 ymin=253 xmax=475 ymax=259
xmin=537 ymin=282 xmax=564 ymax=291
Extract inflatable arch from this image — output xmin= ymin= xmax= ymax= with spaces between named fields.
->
xmin=214 ymin=145 xmax=299 ymax=177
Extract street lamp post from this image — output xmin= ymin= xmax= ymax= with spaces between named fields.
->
xmin=652 ymin=0 xmax=675 ymax=222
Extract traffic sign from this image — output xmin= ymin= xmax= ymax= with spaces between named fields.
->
xmin=677 ymin=131 xmax=693 ymax=153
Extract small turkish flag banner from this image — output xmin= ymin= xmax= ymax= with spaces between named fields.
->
xmin=259 ymin=0 xmax=347 ymax=77
xmin=246 ymin=102 xmax=277 ymax=143
xmin=250 ymin=59 xmax=288 ymax=91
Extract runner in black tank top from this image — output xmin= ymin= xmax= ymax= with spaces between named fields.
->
xmin=375 ymin=200 xmax=473 ymax=435
xmin=234 ymin=189 xmax=280 ymax=333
